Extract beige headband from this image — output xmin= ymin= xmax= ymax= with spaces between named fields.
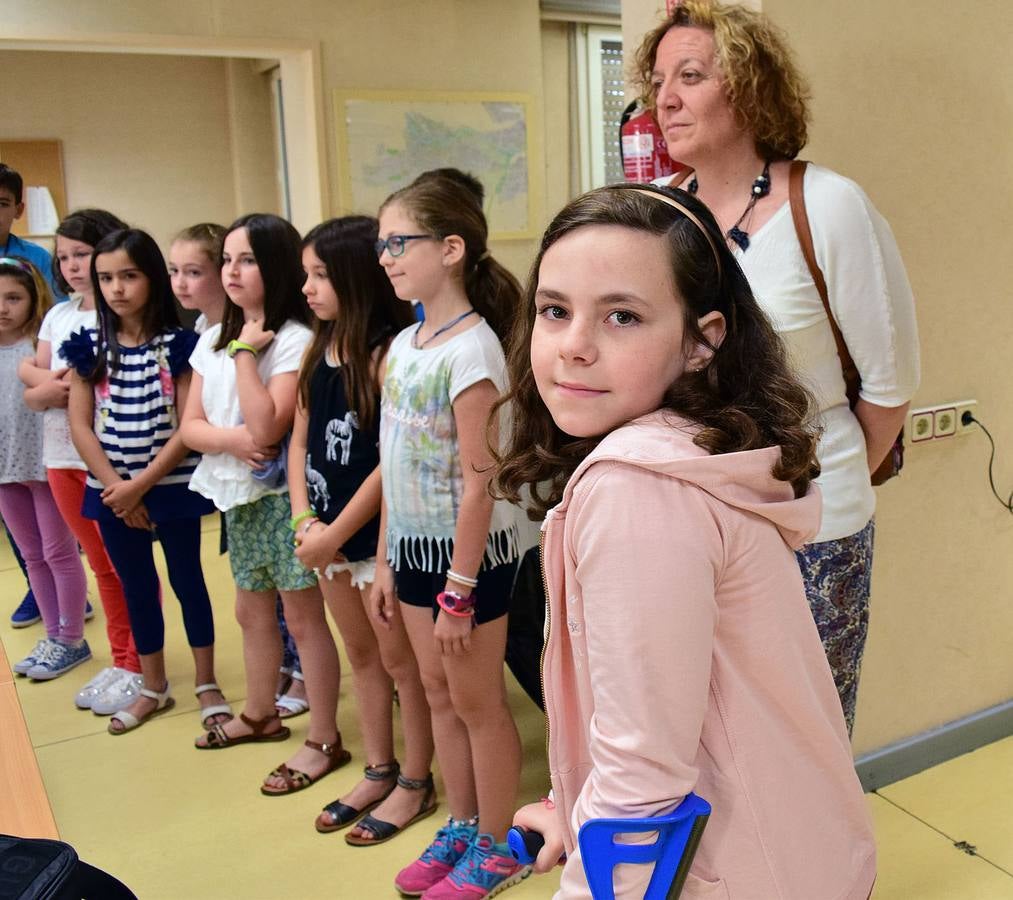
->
xmin=625 ymin=187 xmax=723 ymax=276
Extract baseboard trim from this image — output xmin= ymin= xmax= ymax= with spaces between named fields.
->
xmin=856 ymin=699 xmax=1013 ymax=791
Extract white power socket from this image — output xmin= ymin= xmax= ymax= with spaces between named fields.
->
xmin=909 ymin=400 xmax=977 ymax=441
xmin=955 ymin=400 xmax=977 ymax=436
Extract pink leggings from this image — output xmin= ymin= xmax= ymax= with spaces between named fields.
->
xmin=47 ymin=468 xmax=140 ymax=672
xmin=0 ymin=480 xmax=88 ymax=642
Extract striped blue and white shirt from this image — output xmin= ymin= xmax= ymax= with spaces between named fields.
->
xmin=62 ymin=326 xmax=212 ymax=523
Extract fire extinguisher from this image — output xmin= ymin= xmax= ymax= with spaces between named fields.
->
xmin=619 ymin=100 xmax=677 ymax=183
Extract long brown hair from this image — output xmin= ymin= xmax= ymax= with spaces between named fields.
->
xmin=298 ymin=217 xmax=414 ymax=429
xmin=379 ymin=175 xmax=521 ymax=342
xmin=492 ymin=185 xmax=820 ymax=519
xmin=215 ymin=213 xmax=310 ymax=352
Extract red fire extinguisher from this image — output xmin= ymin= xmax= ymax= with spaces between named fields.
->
xmin=619 ymin=100 xmax=677 ymax=183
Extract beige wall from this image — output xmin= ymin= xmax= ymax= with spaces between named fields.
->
xmin=763 ymin=0 xmax=1013 ymax=755
xmin=622 ymin=0 xmax=1013 ymax=755
xmin=3 ymin=0 xmax=547 ymax=277
xmin=0 ymin=50 xmax=244 ymax=248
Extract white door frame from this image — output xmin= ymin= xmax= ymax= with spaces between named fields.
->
xmin=0 ymin=28 xmax=327 ymax=232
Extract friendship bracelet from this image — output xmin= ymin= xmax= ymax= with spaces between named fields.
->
xmin=446 ymin=569 xmax=478 ymax=588
xmin=289 ymin=508 xmax=317 ymax=531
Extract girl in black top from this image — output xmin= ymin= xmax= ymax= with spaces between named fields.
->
xmin=290 ymin=217 xmax=436 ymax=843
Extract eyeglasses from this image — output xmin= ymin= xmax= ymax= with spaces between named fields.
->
xmin=375 ymin=234 xmax=434 ymax=258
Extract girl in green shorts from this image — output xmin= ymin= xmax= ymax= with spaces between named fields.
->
xmin=181 ymin=214 xmax=348 ymax=796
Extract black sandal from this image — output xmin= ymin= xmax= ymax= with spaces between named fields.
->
xmin=315 ymin=761 xmax=400 ymax=833
xmin=344 ymin=772 xmax=438 ymax=846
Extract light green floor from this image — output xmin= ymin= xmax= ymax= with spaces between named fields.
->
xmin=2 ymin=520 xmax=1011 ymax=898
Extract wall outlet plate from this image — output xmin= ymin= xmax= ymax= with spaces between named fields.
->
xmin=934 ymin=407 xmax=957 ymax=437
xmin=955 ymin=400 xmax=978 ymax=436
xmin=910 ymin=409 xmax=934 ymax=442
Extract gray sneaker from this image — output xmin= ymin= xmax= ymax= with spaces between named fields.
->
xmin=91 ymin=670 xmax=144 ymax=716
xmin=13 ymin=639 xmax=58 ymax=675
xmin=28 ymin=639 xmax=92 ymax=680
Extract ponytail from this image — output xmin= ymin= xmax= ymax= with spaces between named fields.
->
xmin=464 ymin=255 xmax=521 ymax=342
xmin=381 ymin=173 xmax=522 ymax=344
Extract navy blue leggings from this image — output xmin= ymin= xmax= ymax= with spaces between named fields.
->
xmin=98 ymin=516 xmax=214 ymax=656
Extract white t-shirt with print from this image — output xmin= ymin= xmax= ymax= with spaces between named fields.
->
xmin=379 ymin=319 xmax=520 ymax=572
xmin=37 ymin=295 xmax=96 ymax=469
xmin=188 ymin=320 xmax=311 ymax=511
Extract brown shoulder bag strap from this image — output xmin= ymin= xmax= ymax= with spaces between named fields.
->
xmin=788 ymin=159 xmax=860 ymax=405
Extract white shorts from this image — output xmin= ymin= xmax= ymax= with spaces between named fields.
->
xmin=315 ymin=557 xmax=376 ymax=590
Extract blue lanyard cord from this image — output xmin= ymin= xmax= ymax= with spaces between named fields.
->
xmin=412 ymin=308 xmax=476 ymax=349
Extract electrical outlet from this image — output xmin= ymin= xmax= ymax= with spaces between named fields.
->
xmin=910 ymin=409 xmax=934 ymax=442
xmin=934 ymin=407 xmax=957 ymax=437
xmin=955 ymin=400 xmax=978 ymax=436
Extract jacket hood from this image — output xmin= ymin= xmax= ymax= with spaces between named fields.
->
xmin=556 ymin=411 xmax=821 ymax=550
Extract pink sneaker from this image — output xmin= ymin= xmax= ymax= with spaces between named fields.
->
xmin=421 ymin=833 xmax=531 ymax=899
xmin=395 ymin=819 xmax=476 ymax=897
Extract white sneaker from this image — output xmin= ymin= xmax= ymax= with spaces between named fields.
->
xmin=91 ymin=670 xmax=144 ymax=716
xmin=75 ymin=666 xmax=126 ymax=710
xmin=13 ymin=639 xmax=57 ymax=676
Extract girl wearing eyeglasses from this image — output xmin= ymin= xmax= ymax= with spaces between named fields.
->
xmin=367 ymin=174 xmax=528 ymax=899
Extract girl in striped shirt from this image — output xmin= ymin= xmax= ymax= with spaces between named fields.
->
xmin=65 ymin=228 xmax=228 ymax=736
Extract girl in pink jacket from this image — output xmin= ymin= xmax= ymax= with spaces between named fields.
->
xmin=494 ymin=185 xmax=876 ymax=899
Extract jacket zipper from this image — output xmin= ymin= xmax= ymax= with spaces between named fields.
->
xmin=539 ymin=527 xmax=551 ymax=760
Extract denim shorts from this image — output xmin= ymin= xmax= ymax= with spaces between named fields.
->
xmin=394 ymin=559 xmax=518 ymax=626
xmin=320 ymin=557 xmax=376 ymax=590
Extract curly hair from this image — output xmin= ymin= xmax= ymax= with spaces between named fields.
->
xmin=491 ymin=185 xmax=821 ymax=520
xmin=632 ymin=0 xmax=811 ymax=161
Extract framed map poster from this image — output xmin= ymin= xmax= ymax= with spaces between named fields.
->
xmin=334 ymin=90 xmax=538 ymax=240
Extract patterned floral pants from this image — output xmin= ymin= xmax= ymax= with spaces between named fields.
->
xmin=795 ymin=518 xmax=875 ymax=737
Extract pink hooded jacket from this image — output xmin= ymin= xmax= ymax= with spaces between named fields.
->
xmin=541 ymin=412 xmax=876 ymax=899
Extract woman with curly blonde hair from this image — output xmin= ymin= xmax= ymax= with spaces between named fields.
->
xmin=635 ymin=0 xmax=921 ymax=734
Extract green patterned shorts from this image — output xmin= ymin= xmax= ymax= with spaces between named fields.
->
xmin=225 ymin=492 xmax=318 ymax=593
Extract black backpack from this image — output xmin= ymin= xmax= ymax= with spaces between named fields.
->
xmin=0 ymin=835 xmax=135 ymax=900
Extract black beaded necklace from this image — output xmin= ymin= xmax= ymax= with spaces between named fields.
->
xmin=688 ymin=160 xmax=771 ymax=252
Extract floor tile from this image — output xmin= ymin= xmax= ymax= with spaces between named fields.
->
xmin=879 ymin=737 xmax=1013 ymax=875
xmin=868 ymin=793 xmax=1013 ymax=899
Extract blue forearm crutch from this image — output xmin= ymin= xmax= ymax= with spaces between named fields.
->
xmin=509 ymin=792 xmax=711 ymax=900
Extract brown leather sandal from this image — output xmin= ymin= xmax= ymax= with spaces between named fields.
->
xmin=316 ymin=760 xmax=400 ymax=833
xmin=261 ymin=735 xmax=352 ymax=797
xmin=195 ymin=711 xmax=291 ymax=750
xmin=344 ymin=772 xmax=438 ymax=846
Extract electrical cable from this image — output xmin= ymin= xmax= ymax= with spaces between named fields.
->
xmin=963 ymin=412 xmax=1013 ymax=513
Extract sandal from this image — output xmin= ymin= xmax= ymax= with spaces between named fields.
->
xmin=316 ymin=761 xmax=400 ymax=833
xmin=195 ymin=682 xmax=234 ymax=729
xmin=344 ymin=772 xmax=438 ymax=846
xmin=261 ymin=735 xmax=352 ymax=797
xmin=195 ymin=711 xmax=291 ymax=750
xmin=108 ymin=683 xmax=175 ymax=735
xmin=275 ymin=670 xmax=310 ymax=719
